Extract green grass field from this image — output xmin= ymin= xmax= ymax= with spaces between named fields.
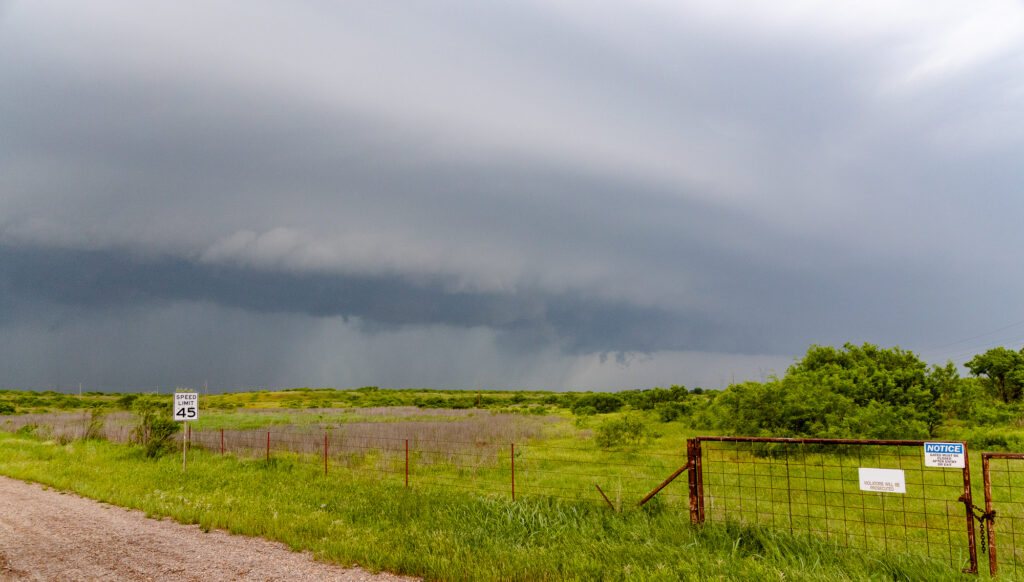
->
xmin=8 ymin=387 xmax=1019 ymax=581
xmin=0 ymin=431 xmax=981 ymax=581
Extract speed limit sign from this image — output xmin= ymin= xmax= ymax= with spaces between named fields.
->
xmin=173 ymin=392 xmax=198 ymax=421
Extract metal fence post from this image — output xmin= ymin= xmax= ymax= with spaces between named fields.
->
xmin=687 ymin=438 xmax=702 ymax=524
xmin=324 ymin=433 xmax=328 ymax=476
xmin=220 ymin=428 xmax=224 ymax=455
xmin=962 ymin=443 xmax=979 ymax=574
xmin=266 ymin=431 xmax=270 ymax=462
xmin=405 ymin=439 xmax=409 ymax=488
xmin=983 ymin=453 xmax=997 ymax=576
xmin=511 ymin=442 xmax=516 ymax=501
xmin=694 ymin=438 xmax=705 ymax=522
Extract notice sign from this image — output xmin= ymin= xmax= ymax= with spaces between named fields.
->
xmin=173 ymin=392 xmax=198 ymax=421
xmin=858 ymin=468 xmax=906 ymax=494
xmin=924 ymin=442 xmax=965 ymax=468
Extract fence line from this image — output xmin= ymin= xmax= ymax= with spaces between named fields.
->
xmin=13 ymin=414 xmax=1024 ymax=577
xmin=185 ymin=427 xmax=688 ymax=509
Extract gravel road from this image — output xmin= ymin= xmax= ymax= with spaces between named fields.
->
xmin=0 ymin=476 xmax=421 ymax=582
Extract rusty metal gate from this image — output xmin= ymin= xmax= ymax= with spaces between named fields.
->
xmin=980 ymin=452 xmax=1024 ymax=576
xmin=681 ymin=437 xmax=978 ymax=574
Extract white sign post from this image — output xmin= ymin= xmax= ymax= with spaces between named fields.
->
xmin=173 ymin=392 xmax=198 ymax=471
xmin=924 ymin=442 xmax=965 ymax=468
xmin=858 ymin=468 xmax=906 ymax=494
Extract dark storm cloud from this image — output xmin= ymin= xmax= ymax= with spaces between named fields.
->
xmin=0 ymin=228 xmax=972 ymax=361
xmin=2 ymin=1 xmax=1024 ymax=389
xmin=0 ymin=244 xmax=725 ymax=354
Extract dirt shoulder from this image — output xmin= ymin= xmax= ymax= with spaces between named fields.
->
xmin=0 ymin=476 xmax=420 ymax=582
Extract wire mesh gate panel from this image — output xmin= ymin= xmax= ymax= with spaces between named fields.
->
xmin=690 ymin=437 xmax=978 ymax=573
xmin=981 ymin=452 xmax=1024 ymax=576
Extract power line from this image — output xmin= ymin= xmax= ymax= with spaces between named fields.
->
xmin=929 ymin=318 xmax=1024 ymax=350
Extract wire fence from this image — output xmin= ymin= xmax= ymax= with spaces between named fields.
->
xmin=11 ymin=412 xmax=1024 ymax=577
xmin=181 ymin=425 xmax=690 ymax=510
xmin=691 ymin=437 xmax=978 ymax=573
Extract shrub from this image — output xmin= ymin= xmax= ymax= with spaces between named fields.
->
xmin=594 ymin=415 xmax=645 ymax=448
xmin=116 ymin=393 xmax=139 ymax=410
xmin=130 ymin=395 xmax=180 ymax=457
xmin=620 ymin=386 xmax=687 ymax=410
xmin=0 ymin=403 xmax=15 ymax=415
xmin=15 ymin=424 xmax=38 ymax=437
xmin=571 ymin=393 xmax=624 ymax=415
xmin=656 ymin=401 xmax=688 ymax=422
xmin=84 ymin=407 xmax=106 ymax=440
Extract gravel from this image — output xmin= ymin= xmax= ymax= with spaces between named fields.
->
xmin=0 ymin=476 xmax=421 ymax=582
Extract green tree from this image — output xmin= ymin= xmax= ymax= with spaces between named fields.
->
xmin=711 ymin=343 xmax=941 ymax=439
xmin=965 ymin=347 xmax=1024 ymax=404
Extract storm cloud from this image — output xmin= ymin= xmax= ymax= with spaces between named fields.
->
xmin=2 ymin=1 xmax=1024 ymax=391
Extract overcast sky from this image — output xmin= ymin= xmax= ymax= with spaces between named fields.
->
xmin=3 ymin=1 xmax=1024 ymax=393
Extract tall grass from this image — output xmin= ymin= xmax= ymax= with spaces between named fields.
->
xmin=1 ymin=410 xmax=137 ymax=442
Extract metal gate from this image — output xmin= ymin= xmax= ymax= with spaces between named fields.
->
xmin=981 ymin=452 xmax=1024 ymax=576
xmin=684 ymin=437 xmax=978 ymax=574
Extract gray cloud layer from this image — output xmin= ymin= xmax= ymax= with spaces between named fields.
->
xmin=2 ymin=1 xmax=1024 ymax=390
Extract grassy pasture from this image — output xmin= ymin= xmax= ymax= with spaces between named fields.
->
xmin=0 ymin=430 xmax=978 ymax=581
xmin=2 ymin=389 xmax=1021 ymax=578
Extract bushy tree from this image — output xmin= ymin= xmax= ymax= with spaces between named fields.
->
xmin=710 ymin=343 xmax=942 ymax=439
xmin=966 ymin=347 xmax=1024 ymax=404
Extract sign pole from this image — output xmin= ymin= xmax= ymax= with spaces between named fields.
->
xmin=173 ymin=392 xmax=198 ymax=473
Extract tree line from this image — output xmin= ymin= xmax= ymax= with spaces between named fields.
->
xmin=706 ymin=343 xmax=1024 ymax=442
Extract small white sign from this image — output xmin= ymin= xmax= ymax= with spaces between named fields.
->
xmin=924 ymin=442 xmax=965 ymax=468
xmin=173 ymin=392 xmax=198 ymax=421
xmin=858 ymin=468 xmax=906 ymax=494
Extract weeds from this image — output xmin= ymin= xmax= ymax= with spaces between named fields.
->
xmin=84 ymin=407 xmax=106 ymax=440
